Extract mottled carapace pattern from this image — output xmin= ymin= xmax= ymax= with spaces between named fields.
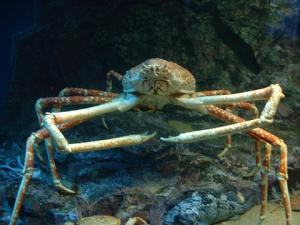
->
xmin=122 ymin=58 xmax=196 ymax=95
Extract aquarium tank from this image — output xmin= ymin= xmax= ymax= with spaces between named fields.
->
xmin=0 ymin=0 xmax=300 ymax=225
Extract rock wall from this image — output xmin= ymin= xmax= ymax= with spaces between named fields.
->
xmin=3 ymin=0 xmax=299 ymax=139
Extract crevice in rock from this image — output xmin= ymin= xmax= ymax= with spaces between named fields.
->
xmin=211 ymin=8 xmax=261 ymax=75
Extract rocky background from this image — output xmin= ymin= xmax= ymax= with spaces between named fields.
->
xmin=1 ymin=0 xmax=300 ymax=224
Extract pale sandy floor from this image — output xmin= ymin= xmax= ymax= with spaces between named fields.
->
xmin=216 ymin=203 xmax=300 ymax=225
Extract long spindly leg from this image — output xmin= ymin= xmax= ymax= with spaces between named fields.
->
xmin=203 ymin=106 xmax=290 ymax=224
xmin=259 ymin=142 xmax=272 ymax=221
xmin=209 ymin=106 xmax=291 ymax=225
xmin=168 ymin=86 xmax=278 ymax=179
xmin=57 ymin=88 xmax=119 ymax=127
xmin=35 ymin=95 xmax=118 ymax=193
xmin=55 ymin=87 xmax=119 ymax=121
xmin=9 ymin=120 xmax=83 ymax=225
xmin=9 ymin=133 xmax=38 ymax=225
xmin=45 ymin=137 xmax=78 ymax=194
xmin=190 ymin=90 xmax=260 ymax=157
xmin=179 ymin=105 xmax=292 ymax=225
xmin=222 ymin=102 xmax=260 ymax=157
xmin=217 ymin=103 xmax=260 ymax=158
xmin=192 ymin=90 xmax=259 ymax=118
xmin=41 ymin=89 xmax=118 ymax=155
xmin=36 ymin=95 xmax=119 ymax=123
xmin=43 ymin=94 xmax=155 ymax=154
xmin=106 ymin=70 xmax=123 ymax=91
xmin=277 ymin=141 xmax=292 ymax=225
xmin=57 ymin=72 xmax=123 ymax=96
xmin=58 ymin=87 xmax=119 ymax=98
xmin=244 ymin=140 xmax=263 ymax=178
xmin=164 ymin=84 xmax=283 ymax=143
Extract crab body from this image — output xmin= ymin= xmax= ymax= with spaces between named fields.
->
xmin=123 ymin=58 xmax=196 ymax=95
xmin=122 ymin=58 xmax=196 ymax=108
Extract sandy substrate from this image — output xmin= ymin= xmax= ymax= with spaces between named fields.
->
xmin=216 ymin=203 xmax=300 ymax=225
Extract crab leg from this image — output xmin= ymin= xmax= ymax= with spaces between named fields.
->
xmin=35 ymin=95 xmax=118 ymax=193
xmin=163 ymin=83 xmax=290 ymax=225
xmin=9 ymin=120 xmax=83 ymax=225
xmin=190 ymin=105 xmax=291 ymax=225
xmin=260 ymin=143 xmax=272 ymax=220
xmin=194 ymin=90 xmax=259 ymax=157
xmin=164 ymin=84 xmax=282 ymax=143
xmin=167 ymin=85 xmax=277 ymax=176
xmin=43 ymin=94 xmax=155 ymax=153
xmin=35 ymin=95 xmax=117 ymax=123
xmin=243 ymin=140 xmax=263 ymax=178
xmin=56 ymin=89 xmax=118 ymax=128
xmin=56 ymin=88 xmax=118 ymax=121
xmin=45 ymin=137 xmax=78 ymax=194
xmin=58 ymin=87 xmax=118 ymax=98
xmin=106 ymin=70 xmax=123 ymax=91
xmin=193 ymin=89 xmax=259 ymax=117
xmin=186 ymin=84 xmax=283 ymax=106
xmin=215 ymin=104 xmax=260 ymax=158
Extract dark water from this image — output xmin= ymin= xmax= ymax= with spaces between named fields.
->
xmin=0 ymin=0 xmax=34 ymax=114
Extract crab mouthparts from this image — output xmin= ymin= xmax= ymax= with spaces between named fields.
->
xmin=143 ymin=79 xmax=169 ymax=94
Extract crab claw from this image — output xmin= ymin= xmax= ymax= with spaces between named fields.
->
xmin=55 ymin=181 xmax=77 ymax=194
xmin=160 ymin=135 xmax=182 ymax=143
xmin=141 ymin=131 xmax=157 ymax=141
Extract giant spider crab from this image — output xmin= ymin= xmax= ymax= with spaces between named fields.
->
xmin=9 ymin=58 xmax=292 ymax=225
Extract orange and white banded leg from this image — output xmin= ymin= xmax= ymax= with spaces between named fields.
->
xmin=180 ymin=86 xmax=277 ymax=178
xmin=56 ymin=87 xmax=118 ymax=126
xmin=194 ymin=90 xmax=259 ymax=157
xmin=221 ymin=102 xmax=260 ymax=158
xmin=207 ymin=106 xmax=291 ymax=225
xmin=35 ymin=95 xmax=118 ymax=123
xmin=192 ymin=90 xmax=259 ymax=118
xmin=106 ymin=70 xmax=123 ymax=91
xmin=259 ymin=142 xmax=272 ymax=221
xmin=175 ymin=105 xmax=291 ymax=225
xmin=205 ymin=106 xmax=291 ymax=225
xmin=9 ymin=120 xmax=83 ymax=225
xmin=243 ymin=140 xmax=263 ymax=178
xmin=58 ymin=87 xmax=118 ymax=98
xmin=162 ymin=84 xmax=291 ymax=225
xmin=43 ymin=94 xmax=155 ymax=154
xmin=166 ymin=84 xmax=283 ymax=143
xmin=35 ymin=95 xmax=118 ymax=193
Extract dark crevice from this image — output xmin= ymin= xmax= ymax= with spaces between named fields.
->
xmin=182 ymin=1 xmax=261 ymax=74
xmin=212 ymin=8 xmax=261 ymax=74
